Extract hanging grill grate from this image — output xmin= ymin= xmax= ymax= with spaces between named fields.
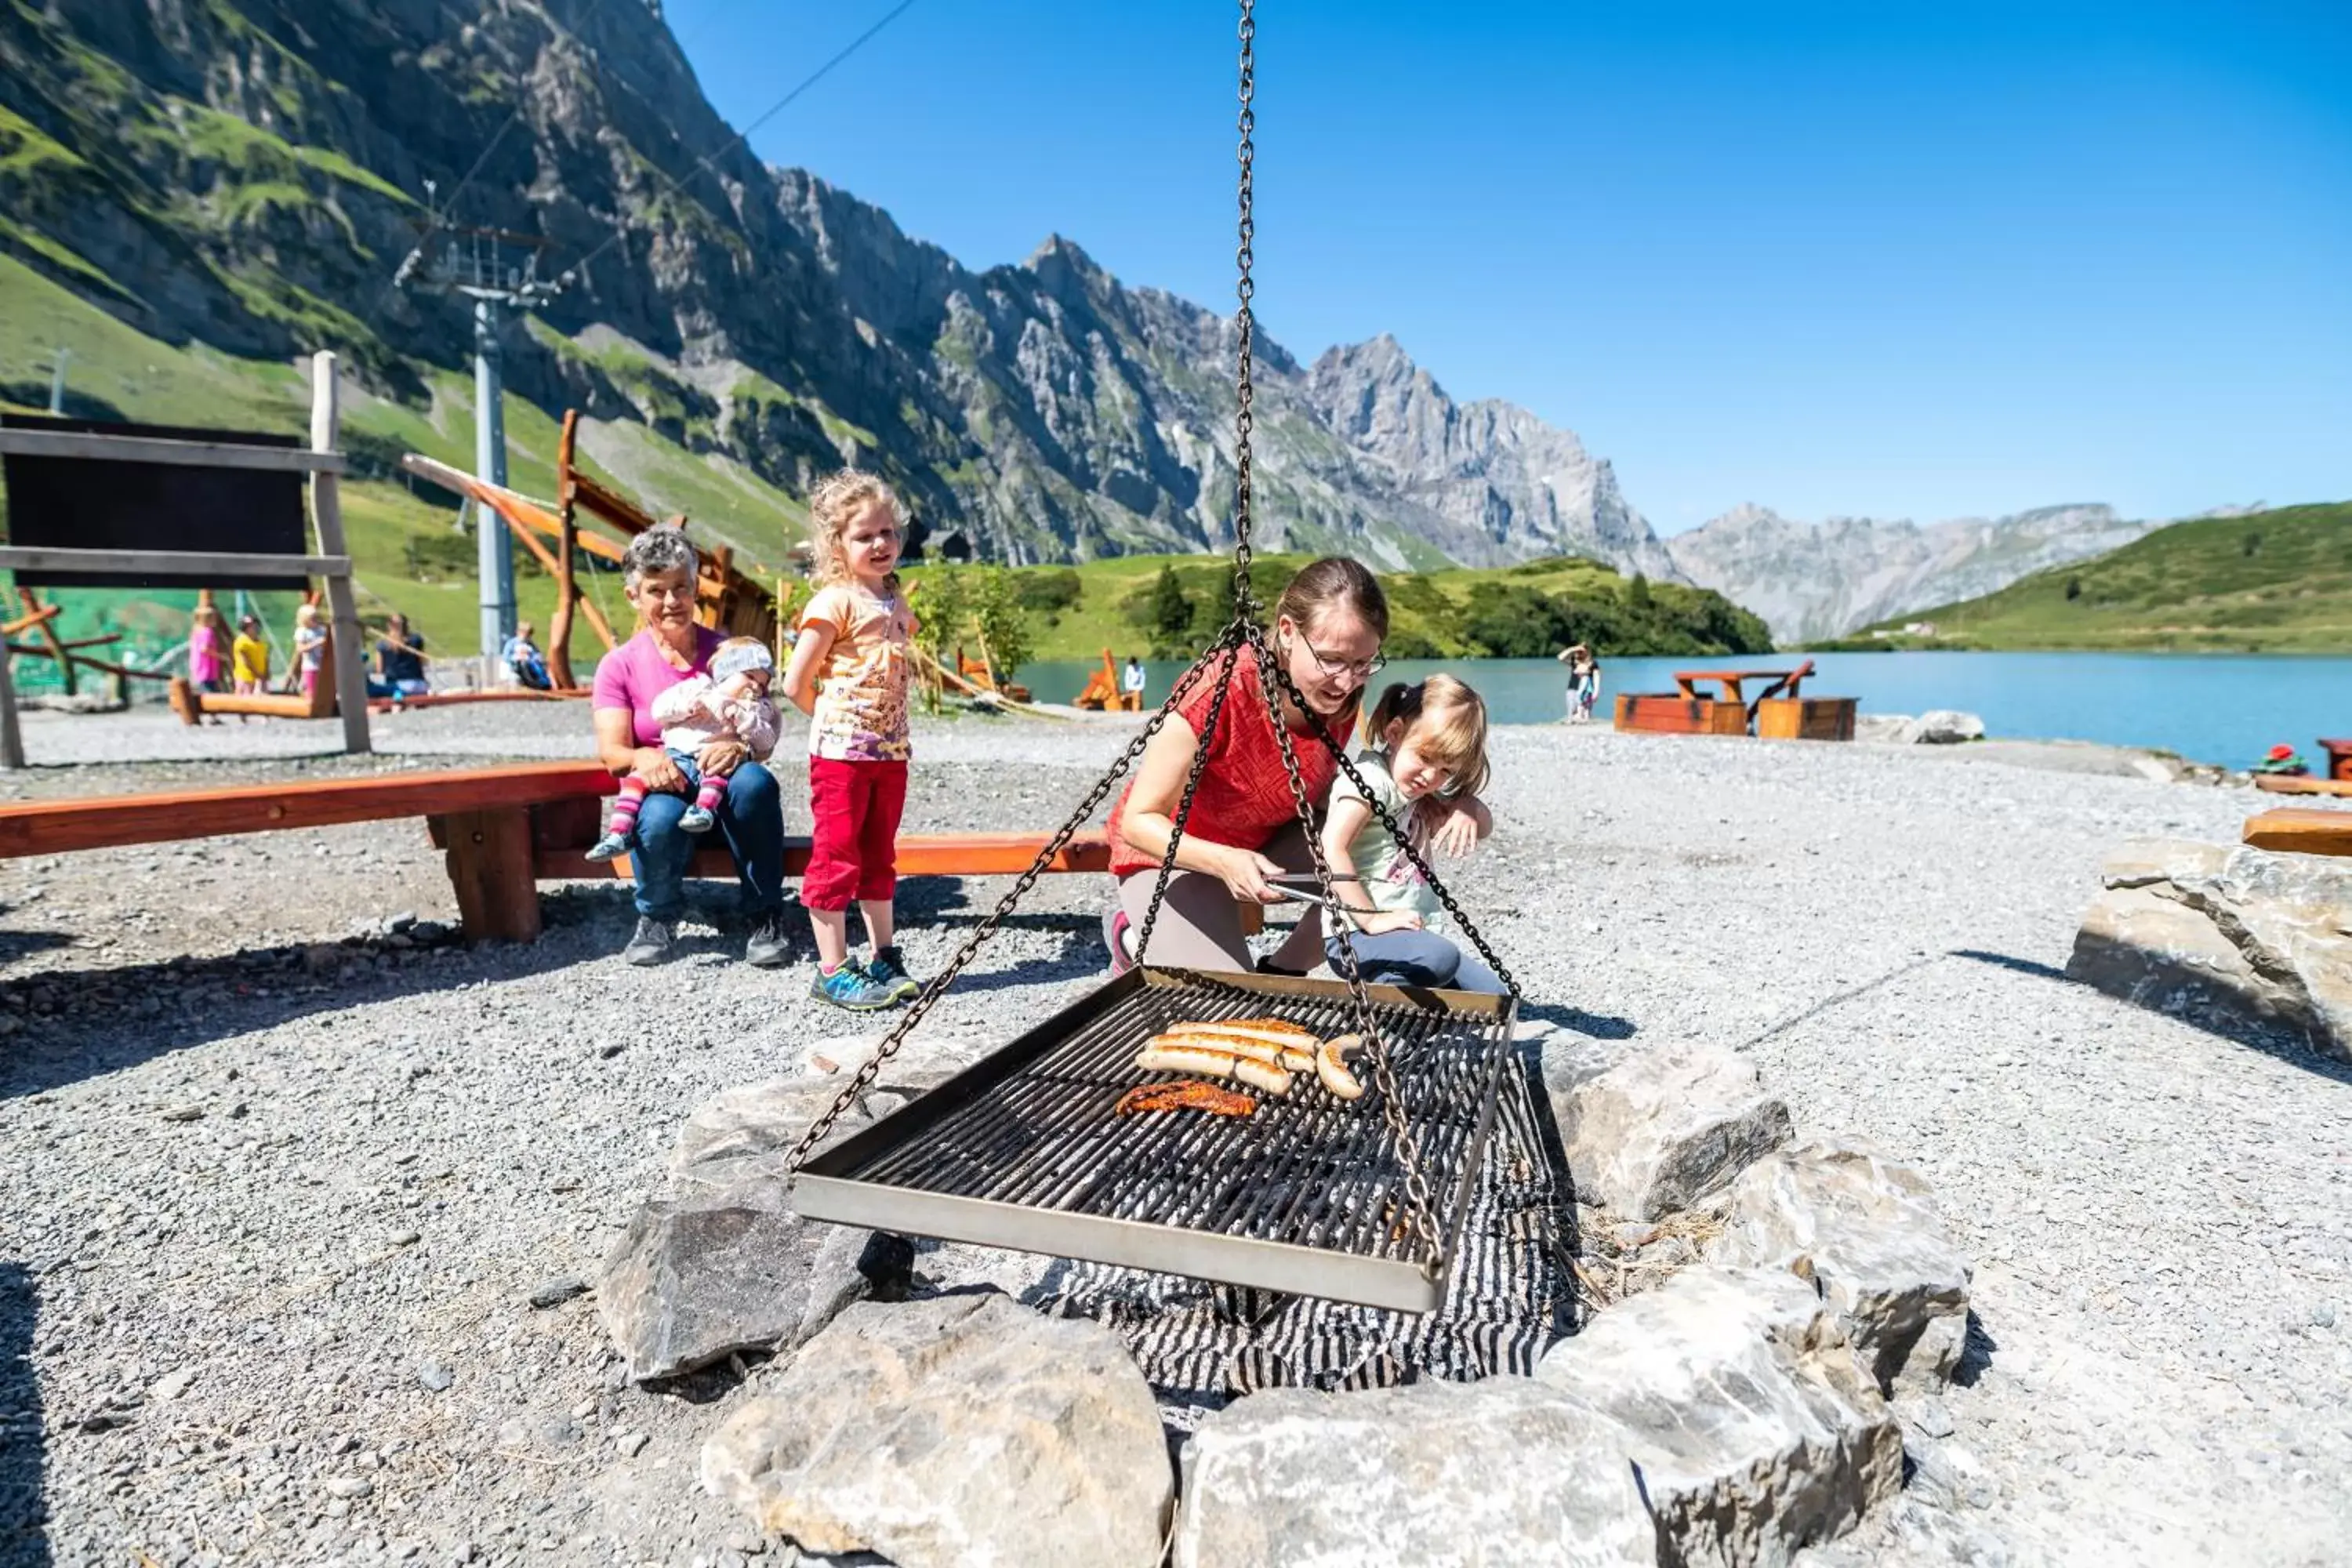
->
xmin=794 ymin=967 xmax=1515 ymax=1314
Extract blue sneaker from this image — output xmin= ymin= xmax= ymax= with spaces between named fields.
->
xmin=810 ymin=962 xmax=898 ymax=1011
xmin=678 ymin=804 xmax=716 ymax=834
xmin=584 ymin=830 xmax=631 ymax=864
xmin=866 ymin=944 xmax=920 ymax=1003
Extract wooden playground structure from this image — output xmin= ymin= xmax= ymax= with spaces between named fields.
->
xmin=1072 ymin=648 xmax=1143 ymax=712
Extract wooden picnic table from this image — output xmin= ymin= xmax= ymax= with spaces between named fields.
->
xmin=1671 ymin=659 xmax=1817 ymax=708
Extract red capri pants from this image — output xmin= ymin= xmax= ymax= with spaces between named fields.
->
xmin=802 ymin=758 xmax=908 ymax=910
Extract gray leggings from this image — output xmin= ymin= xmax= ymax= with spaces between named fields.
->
xmin=1325 ymin=926 xmax=1506 ymax=995
xmin=1114 ymin=822 xmax=1326 ymax=973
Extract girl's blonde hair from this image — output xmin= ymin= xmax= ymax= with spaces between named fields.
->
xmin=1367 ymin=673 xmax=1490 ymax=797
xmin=296 ymin=602 xmax=320 ymax=626
xmin=193 ymin=604 xmax=221 ymax=626
xmin=807 ymin=470 xmax=906 ymax=586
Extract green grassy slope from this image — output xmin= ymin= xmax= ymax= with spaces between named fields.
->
xmin=905 ymin=552 xmax=1773 ymax=665
xmin=1857 ymin=502 xmax=2352 ymax=652
xmin=0 ymin=254 xmax=802 ymax=666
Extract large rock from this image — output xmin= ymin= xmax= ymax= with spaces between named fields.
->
xmin=702 ymin=1294 xmax=1172 ymax=1568
xmin=2067 ymin=838 xmax=2352 ymax=1063
xmin=600 ymin=1074 xmax=909 ymax=1381
xmin=1711 ymin=1139 xmax=1972 ymax=1396
xmin=1171 ymin=1377 xmax=1657 ymax=1568
xmin=1538 ymin=1265 xmax=1901 ymax=1566
xmin=1552 ymin=1044 xmax=1792 ymax=1220
xmin=1906 ymin=710 xmax=1984 ymax=745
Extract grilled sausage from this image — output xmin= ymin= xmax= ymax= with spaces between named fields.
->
xmin=1134 ymin=1043 xmax=1294 ymax=1098
xmin=1316 ymin=1033 xmax=1366 ymax=1101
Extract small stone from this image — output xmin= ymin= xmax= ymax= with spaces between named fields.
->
xmin=615 ymin=1430 xmax=650 ymax=1458
xmin=161 ymin=1104 xmax=206 ymax=1123
xmin=528 ymin=1277 xmax=590 ymax=1310
xmin=392 ymin=1230 xmax=422 ymax=1248
xmin=417 ymin=1363 xmax=454 ymax=1392
xmin=412 ymin=920 xmax=448 ymax=943
xmin=333 ymin=1434 xmax=363 ymax=1455
xmin=598 ymin=1043 xmax=626 ymax=1059
xmin=1911 ymin=1396 xmax=1957 ymax=1439
xmin=149 ymin=1367 xmax=197 ymax=1403
xmin=387 ymin=911 xmax=419 ymax=933
xmin=810 ymin=1055 xmax=839 ymax=1074
xmin=322 ymin=1475 xmax=374 ymax=1499
xmin=1610 ymin=1223 xmax=1658 ymax=1250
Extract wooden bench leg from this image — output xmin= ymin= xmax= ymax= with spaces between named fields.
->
xmin=437 ymin=808 xmax=542 ymax=942
xmin=1238 ymin=900 xmax=1265 ymax=938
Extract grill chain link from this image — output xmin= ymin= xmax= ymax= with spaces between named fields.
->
xmin=1242 ymin=621 xmax=1447 ymax=1268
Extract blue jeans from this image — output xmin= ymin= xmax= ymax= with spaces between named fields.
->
xmin=1326 ymin=927 xmax=1505 ymax=995
xmin=630 ymin=757 xmax=786 ymax=922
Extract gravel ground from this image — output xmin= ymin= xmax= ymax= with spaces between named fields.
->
xmin=2 ymin=704 xmax=2346 ymax=1567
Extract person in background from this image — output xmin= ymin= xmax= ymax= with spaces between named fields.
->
xmin=292 ymin=602 xmax=328 ymax=699
xmin=503 ymin=619 xmax=553 ymax=691
xmin=372 ymin=613 xmax=430 ymax=700
xmin=1120 ymin=654 xmax=1148 ymax=710
xmin=230 ymin=613 xmax=270 ymax=697
xmin=187 ymin=604 xmax=227 ymax=695
xmin=1577 ymin=648 xmax=1602 ymax=722
xmin=590 ymin=529 xmax=793 ymax=969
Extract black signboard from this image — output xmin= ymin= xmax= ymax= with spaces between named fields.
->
xmin=0 ymin=413 xmax=310 ymax=590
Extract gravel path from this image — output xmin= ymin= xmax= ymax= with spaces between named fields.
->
xmin=1 ymin=706 xmax=2344 ymax=1567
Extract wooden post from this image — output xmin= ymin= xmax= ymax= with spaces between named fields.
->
xmin=550 ymin=410 xmax=580 ymax=690
xmin=308 ymin=351 xmax=372 ymax=754
xmin=436 ymin=806 xmax=542 ymax=942
xmin=0 ymin=640 xmax=24 ymax=768
xmin=18 ymin=589 xmax=73 ymax=697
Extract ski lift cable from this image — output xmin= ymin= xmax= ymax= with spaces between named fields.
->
xmin=564 ymin=0 xmax=920 ymax=279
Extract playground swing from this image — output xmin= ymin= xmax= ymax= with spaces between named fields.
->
xmin=785 ymin=0 xmax=1525 ymax=1315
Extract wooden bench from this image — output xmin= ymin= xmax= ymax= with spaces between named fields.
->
xmin=0 ymin=760 xmax=1120 ymax=946
xmin=2242 ymin=808 xmax=2352 ymax=858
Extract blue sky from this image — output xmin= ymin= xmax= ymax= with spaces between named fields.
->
xmin=662 ymin=1 xmax=2351 ymax=534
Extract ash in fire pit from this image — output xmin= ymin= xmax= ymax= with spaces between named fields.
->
xmin=1022 ymin=1041 xmax=1577 ymax=1396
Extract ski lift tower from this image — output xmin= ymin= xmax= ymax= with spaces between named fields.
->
xmin=392 ymin=211 xmax=566 ymax=657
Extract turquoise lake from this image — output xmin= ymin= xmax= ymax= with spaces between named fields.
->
xmin=1011 ymin=651 xmax=2352 ymax=770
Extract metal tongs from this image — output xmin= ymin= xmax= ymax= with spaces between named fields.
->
xmin=1265 ymin=873 xmax=1379 ymax=918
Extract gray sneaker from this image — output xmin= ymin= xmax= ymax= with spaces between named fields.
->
xmin=866 ymin=944 xmax=920 ymax=1002
xmin=745 ymin=909 xmax=795 ymax=969
xmin=622 ymin=916 xmax=676 ymax=967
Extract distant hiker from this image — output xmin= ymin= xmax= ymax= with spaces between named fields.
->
xmin=372 ymin=613 xmax=430 ymax=700
xmin=1556 ymin=643 xmax=1599 ymax=722
xmin=187 ymin=604 xmax=227 ymax=695
xmin=231 ymin=614 xmax=270 ymax=696
xmin=293 ymin=602 xmax=328 ymax=699
xmin=1121 ymin=655 xmax=1147 ymax=709
xmin=503 ymin=620 xmax=552 ymax=691
xmin=2252 ymin=744 xmax=2310 ymax=778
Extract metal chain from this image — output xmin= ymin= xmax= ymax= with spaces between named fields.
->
xmin=786 ymin=652 xmax=1223 ymax=1172
xmin=1244 ymin=622 xmax=1446 ymax=1266
xmin=1131 ymin=620 xmax=1247 ymax=965
xmin=1230 ymin=0 xmax=1259 ymax=622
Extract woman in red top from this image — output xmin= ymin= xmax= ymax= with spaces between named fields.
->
xmin=1104 ymin=557 xmax=1388 ymax=974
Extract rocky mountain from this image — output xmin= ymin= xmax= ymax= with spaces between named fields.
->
xmin=0 ymin=0 xmax=1677 ymax=575
xmin=1664 ymin=502 xmax=2163 ymax=644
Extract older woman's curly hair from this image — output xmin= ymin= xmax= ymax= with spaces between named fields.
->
xmin=806 ymin=470 xmax=905 ymax=587
xmin=619 ymin=526 xmax=699 ymax=590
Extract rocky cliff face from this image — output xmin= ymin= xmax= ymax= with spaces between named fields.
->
xmin=0 ymin=0 xmax=1676 ymax=574
xmin=1665 ymin=502 xmax=2161 ymax=643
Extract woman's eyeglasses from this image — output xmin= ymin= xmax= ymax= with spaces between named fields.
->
xmin=1291 ymin=635 xmax=1386 ymax=681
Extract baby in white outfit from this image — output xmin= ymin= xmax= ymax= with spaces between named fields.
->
xmin=589 ymin=636 xmax=782 ymax=859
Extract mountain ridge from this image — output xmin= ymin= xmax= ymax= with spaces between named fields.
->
xmin=1664 ymin=500 xmax=2165 ymax=643
xmin=0 ymin=0 xmax=1682 ymax=576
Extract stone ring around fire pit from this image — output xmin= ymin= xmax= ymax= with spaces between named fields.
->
xmin=597 ymin=1024 xmax=1976 ymax=1566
